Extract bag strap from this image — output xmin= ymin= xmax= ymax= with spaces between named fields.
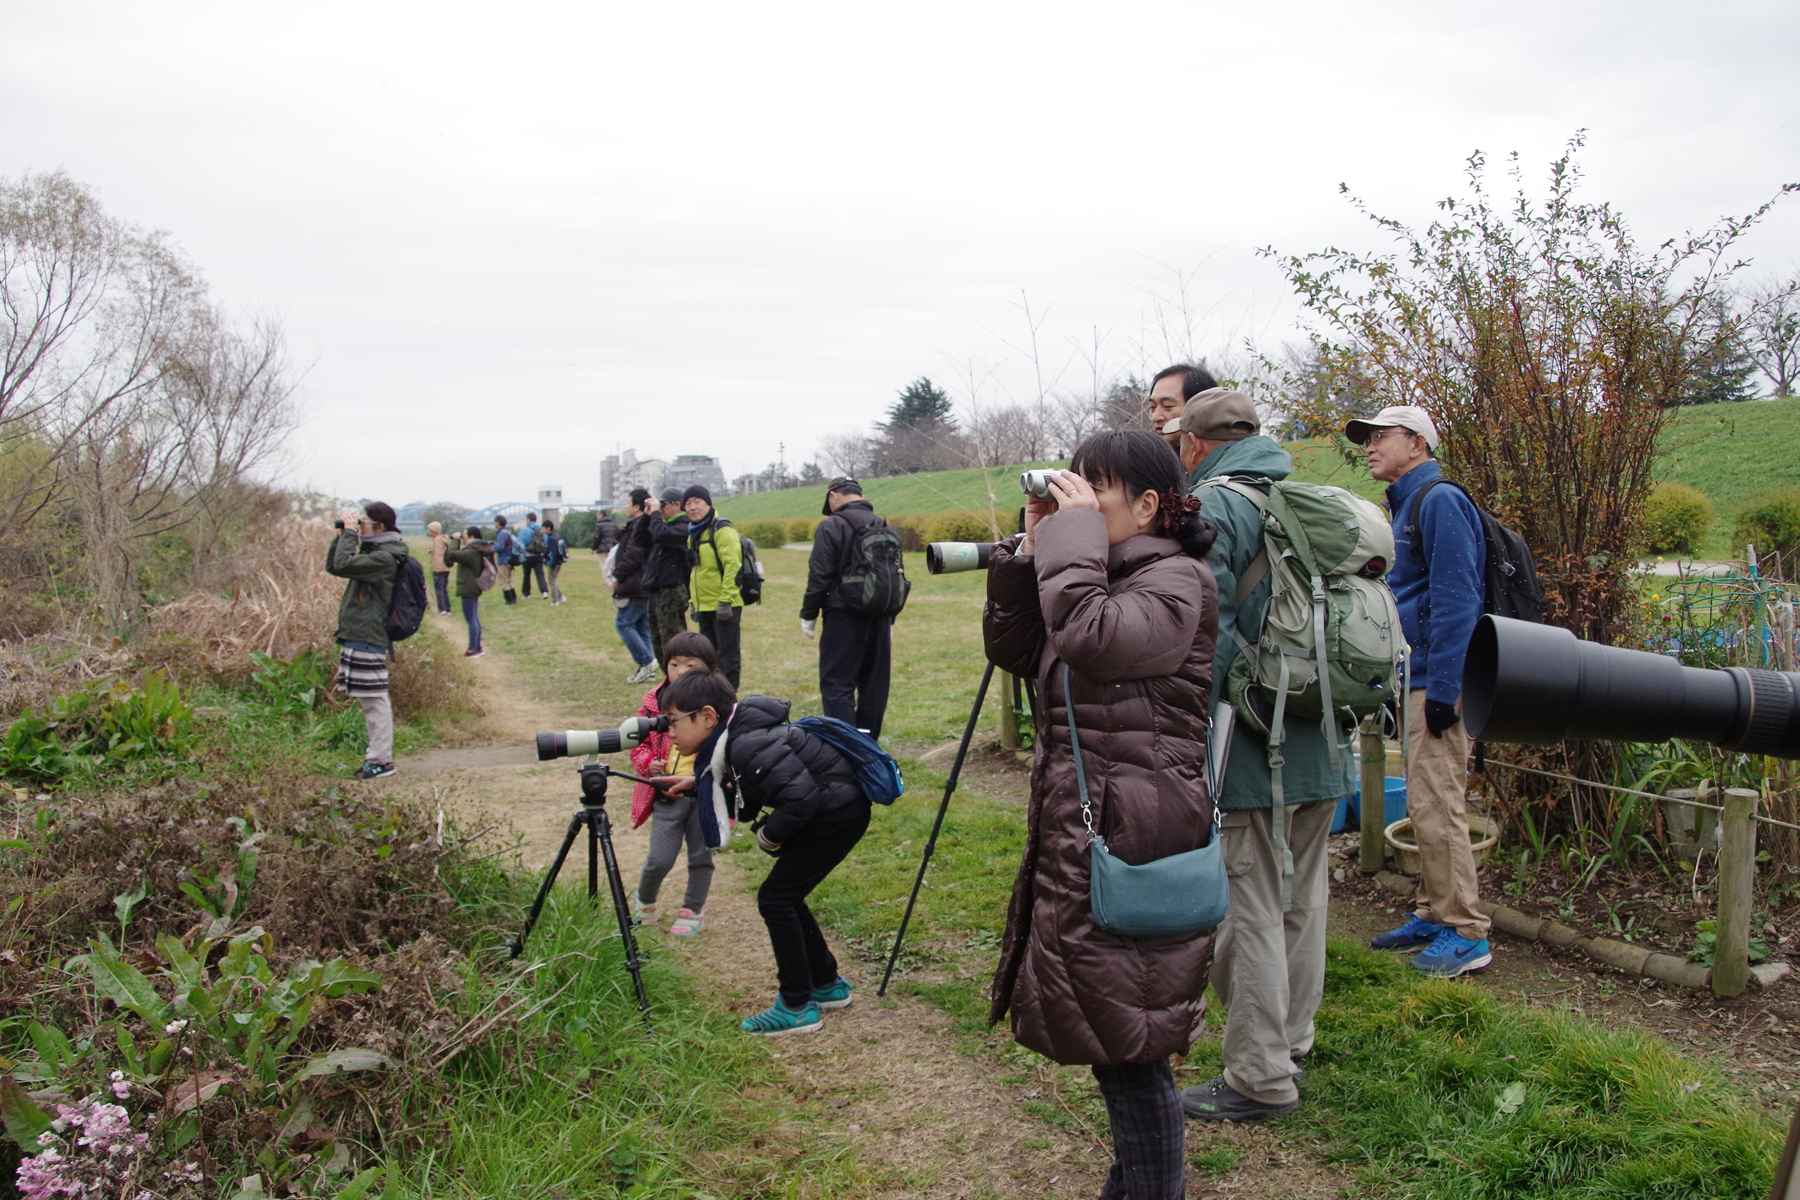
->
xmin=1195 ymin=476 xmax=1273 ymax=604
xmin=1063 ymin=663 xmax=1098 ymax=847
xmin=1404 ymin=477 xmax=1451 ymax=564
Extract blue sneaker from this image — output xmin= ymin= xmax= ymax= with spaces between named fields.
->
xmin=1371 ymin=914 xmax=1443 ymax=951
xmin=739 ymin=998 xmax=823 ymax=1037
xmin=810 ymin=977 xmax=854 ymax=1010
xmin=1410 ymin=927 xmax=1492 ymax=977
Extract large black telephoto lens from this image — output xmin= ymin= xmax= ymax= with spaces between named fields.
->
xmin=925 ymin=542 xmax=995 ymax=575
xmin=1464 ymin=615 xmax=1800 ymax=758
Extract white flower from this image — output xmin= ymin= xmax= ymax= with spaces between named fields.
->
xmin=164 ymin=1019 xmax=189 ymax=1034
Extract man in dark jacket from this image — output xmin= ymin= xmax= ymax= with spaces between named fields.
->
xmin=611 ymin=489 xmax=657 ymax=683
xmin=591 ymin=510 xmax=621 ymax=554
xmin=802 ymin=477 xmax=895 ymax=737
xmin=1178 ymin=391 xmax=1352 ymax=1122
xmin=663 ymin=670 xmax=868 ymax=1038
xmin=1348 ymin=405 xmax=1492 ymax=978
xmin=519 ymin=512 xmax=549 ymax=599
xmin=325 ymin=501 xmax=414 ymax=780
xmin=637 ymin=487 xmax=692 ymax=665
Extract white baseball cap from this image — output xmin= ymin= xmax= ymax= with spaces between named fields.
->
xmin=1345 ymin=405 xmax=1439 ymax=452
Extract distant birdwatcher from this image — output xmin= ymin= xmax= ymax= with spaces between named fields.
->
xmin=683 ymin=484 xmax=746 ymax=689
xmin=543 ymin=519 xmax=568 ymax=606
xmin=426 ymin=520 xmax=453 ymax=616
xmin=609 ymin=488 xmax=659 ymax=684
xmin=325 ymin=501 xmax=414 ymax=780
xmin=446 ymin=525 xmax=495 ymax=657
xmin=519 ymin=511 xmax=549 ymax=600
xmin=492 ymin=514 xmax=520 ymax=605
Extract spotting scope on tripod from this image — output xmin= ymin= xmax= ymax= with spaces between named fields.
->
xmin=507 ymin=716 xmax=672 ymax=1032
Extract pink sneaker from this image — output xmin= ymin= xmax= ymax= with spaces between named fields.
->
xmin=669 ymin=909 xmax=705 ymax=936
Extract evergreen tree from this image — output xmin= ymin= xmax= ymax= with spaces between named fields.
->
xmin=883 ymin=377 xmax=957 ymax=431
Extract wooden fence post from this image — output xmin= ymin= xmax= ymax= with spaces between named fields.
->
xmin=998 ymin=670 xmax=1020 ymax=750
xmin=1360 ymin=718 xmax=1387 ymax=875
xmin=1713 ymin=786 xmax=1760 ymax=999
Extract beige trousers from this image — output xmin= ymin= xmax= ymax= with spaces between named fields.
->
xmin=1405 ymin=689 xmax=1489 ymax=940
xmin=357 ymin=693 xmax=394 ymax=766
xmin=1212 ymin=800 xmax=1335 ymax=1106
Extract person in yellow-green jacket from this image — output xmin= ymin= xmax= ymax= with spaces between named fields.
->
xmin=682 ymin=485 xmax=744 ymax=687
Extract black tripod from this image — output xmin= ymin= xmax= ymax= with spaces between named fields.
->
xmin=508 ymin=761 xmax=656 ymax=1031
xmin=878 ymin=660 xmax=1006 ymax=996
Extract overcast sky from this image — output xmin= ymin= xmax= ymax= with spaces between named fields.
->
xmin=4 ymin=1 xmax=1797 ymax=507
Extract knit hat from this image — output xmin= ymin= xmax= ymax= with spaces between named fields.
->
xmin=682 ymin=484 xmax=713 ymax=506
xmin=659 ymin=487 xmax=683 ymax=505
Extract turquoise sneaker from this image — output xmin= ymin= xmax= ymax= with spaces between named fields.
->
xmin=811 ymin=977 xmax=853 ymax=1010
xmin=740 ymin=998 xmax=823 ymax=1037
xmin=1410 ymin=927 xmax=1492 ymax=977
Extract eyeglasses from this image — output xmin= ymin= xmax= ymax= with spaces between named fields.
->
xmin=1364 ymin=428 xmax=1416 ymax=447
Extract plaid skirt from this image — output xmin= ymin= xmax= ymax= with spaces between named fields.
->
xmin=335 ymin=642 xmax=390 ymax=697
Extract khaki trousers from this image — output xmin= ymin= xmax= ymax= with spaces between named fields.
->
xmin=1213 ymin=799 xmax=1334 ymax=1106
xmin=357 ymin=693 xmax=394 ymax=765
xmin=495 ymin=562 xmax=514 ymax=592
xmin=1405 ymin=689 xmax=1489 ymax=940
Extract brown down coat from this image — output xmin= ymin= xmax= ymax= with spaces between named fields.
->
xmin=983 ymin=507 xmax=1219 ymax=1066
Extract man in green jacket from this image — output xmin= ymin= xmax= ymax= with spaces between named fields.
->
xmin=325 ymin=501 xmax=414 ymax=780
xmin=1175 ymin=391 xmax=1354 ymax=1123
xmin=682 ymin=485 xmax=745 ymax=688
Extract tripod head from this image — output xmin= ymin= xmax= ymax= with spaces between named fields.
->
xmin=572 ymin=759 xmax=666 ymax=809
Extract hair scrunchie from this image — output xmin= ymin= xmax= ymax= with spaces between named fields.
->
xmin=1154 ymin=490 xmax=1202 ymax=535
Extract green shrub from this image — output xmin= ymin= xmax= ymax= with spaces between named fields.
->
xmin=888 ymin=515 xmax=928 ymax=552
xmin=1734 ymin=485 xmax=1800 ymax=578
xmin=740 ymin=520 xmax=787 ymax=550
xmin=558 ymin=509 xmax=597 ymax=549
xmin=924 ymin=509 xmax=999 ymax=544
xmin=0 ymin=671 xmax=197 ymax=786
xmin=1640 ymin=482 xmax=1713 ymax=555
xmin=786 ymin=517 xmax=818 ymax=543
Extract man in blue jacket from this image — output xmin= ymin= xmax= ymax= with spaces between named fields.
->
xmin=1346 ymin=405 xmax=1492 ymax=977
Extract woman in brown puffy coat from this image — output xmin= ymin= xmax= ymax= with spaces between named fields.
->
xmin=984 ymin=429 xmax=1219 ymax=1200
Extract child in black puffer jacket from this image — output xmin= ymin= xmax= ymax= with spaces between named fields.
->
xmin=660 ymin=670 xmax=871 ymax=1037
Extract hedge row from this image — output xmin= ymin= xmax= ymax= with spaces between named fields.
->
xmin=732 ymin=509 xmax=1010 ymax=552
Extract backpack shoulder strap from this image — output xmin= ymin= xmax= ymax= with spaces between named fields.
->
xmin=1404 ymin=477 xmax=1462 ymax=564
xmin=1196 ymin=475 xmax=1272 ymax=604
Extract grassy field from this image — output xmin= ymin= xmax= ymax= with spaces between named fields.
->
xmin=716 ymin=443 xmax=1383 ymax=527
xmin=1659 ymin=397 xmax=1800 ymax=555
xmin=465 ymin=545 xmax=1784 ymax=1196
xmin=712 ymin=400 xmax=1800 ymax=561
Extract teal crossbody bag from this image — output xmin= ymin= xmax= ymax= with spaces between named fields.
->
xmin=1064 ymin=664 xmax=1230 ymax=939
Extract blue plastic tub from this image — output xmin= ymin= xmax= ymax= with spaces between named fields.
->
xmin=1332 ymin=776 xmax=1407 ymax=834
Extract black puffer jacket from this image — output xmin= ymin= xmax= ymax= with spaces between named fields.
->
xmin=612 ymin=514 xmax=650 ymax=598
xmin=725 ymin=695 xmax=866 ymax=843
xmin=638 ymin=513 xmax=692 ymax=592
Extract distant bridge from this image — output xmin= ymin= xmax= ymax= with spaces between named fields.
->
xmin=468 ymin=501 xmax=540 ymax=524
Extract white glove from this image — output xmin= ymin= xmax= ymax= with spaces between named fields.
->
xmin=801 ymin=618 xmax=816 ymax=639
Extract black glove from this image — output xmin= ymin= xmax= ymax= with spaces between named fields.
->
xmin=1424 ymin=699 xmax=1461 ymax=739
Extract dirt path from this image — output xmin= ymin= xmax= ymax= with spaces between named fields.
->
xmin=386 ymin=651 xmax=1119 ymax=1197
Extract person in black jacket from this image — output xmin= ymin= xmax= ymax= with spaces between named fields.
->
xmin=610 ymin=489 xmax=657 ymax=683
xmin=802 ymin=477 xmax=894 ymax=737
xmin=637 ymin=486 xmax=692 ymax=665
xmin=591 ymin=510 xmax=621 ymax=554
xmin=663 ymin=670 xmax=870 ymax=1038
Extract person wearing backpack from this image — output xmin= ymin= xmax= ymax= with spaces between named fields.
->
xmin=801 ymin=477 xmax=907 ymax=739
xmin=681 ymin=485 xmax=745 ymax=687
xmin=491 ymin=515 xmax=519 ymax=605
xmin=542 ymin=519 xmax=568 ymax=605
xmin=638 ymin=487 xmax=693 ymax=665
xmin=519 ymin=511 xmax=549 ymax=600
xmin=446 ymin=526 xmax=494 ymax=657
xmin=1176 ymin=391 xmax=1356 ymax=1123
xmin=1346 ymin=405 xmax=1493 ymax=979
xmin=661 ymin=669 xmax=870 ymax=1037
xmin=325 ymin=501 xmax=414 ymax=780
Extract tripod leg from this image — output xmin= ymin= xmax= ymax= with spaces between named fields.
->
xmin=589 ymin=807 xmax=599 ymax=899
xmin=592 ymin=804 xmax=654 ymax=1031
xmin=879 ymin=660 xmax=996 ymax=996
xmin=508 ymin=810 xmax=588 ymax=959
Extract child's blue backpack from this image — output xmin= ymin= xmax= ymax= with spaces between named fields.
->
xmin=794 ymin=716 xmax=904 ymax=805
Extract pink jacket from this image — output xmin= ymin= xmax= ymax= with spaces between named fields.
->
xmin=628 ymin=685 xmax=671 ymax=828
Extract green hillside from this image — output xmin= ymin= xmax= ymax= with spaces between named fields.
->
xmin=1658 ymin=397 xmax=1800 ymax=555
xmin=719 ymin=401 xmax=1798 ymax=557
xmin=717 ymin=443 xmax=1382 ymax=527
